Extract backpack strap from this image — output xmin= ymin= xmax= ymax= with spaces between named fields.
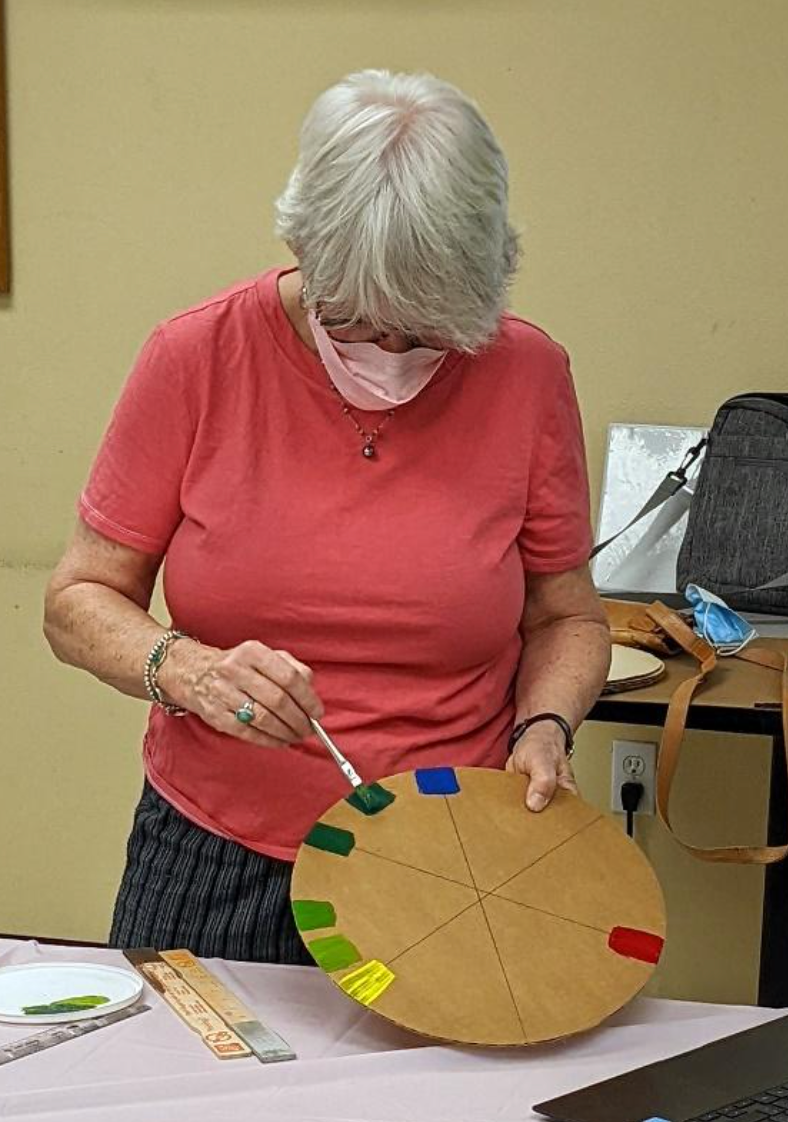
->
xmin=645 ymin=601 xmax=788 ymax=864
xmin=590 ymin=438 xmax=707 ymax=560
xmin=746 ymin=568 xmax=788 ymax=592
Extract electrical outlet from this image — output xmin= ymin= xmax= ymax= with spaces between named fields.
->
xmin=611 ymin=739 xmax=657 ymax=815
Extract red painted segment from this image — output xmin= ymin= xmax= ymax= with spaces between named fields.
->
xmin=608 ymin=926 xmax=664 ymax=964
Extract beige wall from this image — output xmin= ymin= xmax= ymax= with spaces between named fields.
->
xmin=2 ymin=0 xmax=786 ymax=1003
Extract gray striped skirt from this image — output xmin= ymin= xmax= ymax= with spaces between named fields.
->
xmin=109 ymin=781 xmax=313 ymax=965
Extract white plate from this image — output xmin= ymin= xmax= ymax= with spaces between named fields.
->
xmin=0 ymin=962 xmax=143 ymax=1024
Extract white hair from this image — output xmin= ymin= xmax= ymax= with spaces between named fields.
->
xmin=275 ymin=70 xmax=520 ymax=352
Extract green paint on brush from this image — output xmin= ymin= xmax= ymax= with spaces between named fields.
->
xmin=304 ymin=822 xmax=356 ymax=856
xmin=292 ymin=899 xmax=337 ymax=932
xmin=308 ymin=934 xmax=362 ymax=973
xmin=23 ymin=995 xmax=109 ymax=1015
xmin=346 ymin=782 xmax=396 ymax=816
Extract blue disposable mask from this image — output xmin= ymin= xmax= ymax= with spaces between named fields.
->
xmin=685 ymin=583 xmax=757 ymax=655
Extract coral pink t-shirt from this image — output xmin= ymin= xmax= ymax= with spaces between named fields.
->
xmin=79 ymin=268 xmax=592 ymax=861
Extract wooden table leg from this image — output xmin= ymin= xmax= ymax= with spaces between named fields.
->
xmin=759 ymin=732 xmax=788 ymax=1006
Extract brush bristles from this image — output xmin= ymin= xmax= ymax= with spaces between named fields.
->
xmin=346 ymin=782 xmax=397 ymax=817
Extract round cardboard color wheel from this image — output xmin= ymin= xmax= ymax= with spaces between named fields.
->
xmin=291 ymin=767 xmax=666 ymax=1046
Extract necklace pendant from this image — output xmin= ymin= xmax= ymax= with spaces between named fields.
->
xmin=362 ymin=442 xmax=376 ymax=459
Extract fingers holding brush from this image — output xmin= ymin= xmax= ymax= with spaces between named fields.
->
xmin=160 ymin=638 xmax=324 ymax=747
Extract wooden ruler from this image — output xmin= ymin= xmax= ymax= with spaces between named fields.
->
xmin=126 ymin=955 xmax=251 ymax=1059
xmin=160 ymin=949 xmax=295 ymax=1062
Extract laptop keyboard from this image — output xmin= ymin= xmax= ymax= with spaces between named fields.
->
xmin=687 ymin=1082 xmax=788 ymax=1120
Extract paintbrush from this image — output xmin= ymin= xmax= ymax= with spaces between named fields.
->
xmin=309 ymin=717 xmax=376 ymax=810
xmin=310 ymin=716 xmax=366 ymax=789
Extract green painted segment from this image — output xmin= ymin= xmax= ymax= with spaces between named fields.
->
xmin=304 ymin=822 xmax=355 ymax=856
xmin=23 ymin=995 xmax=109 ymax=1015
xmin=308 ymin=934 xmax=362 ymax=973
xmin=292 ymin=899 xmax=337 ymax=932
xmin=346 ymin=783 xmax=396 ymax=816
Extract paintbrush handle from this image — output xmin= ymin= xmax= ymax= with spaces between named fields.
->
xmin=309 ymin=718 xmax=364 ymax=789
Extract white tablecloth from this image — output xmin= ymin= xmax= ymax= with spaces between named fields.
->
xmin=0 ymin=939 xmax=781 ymax=1121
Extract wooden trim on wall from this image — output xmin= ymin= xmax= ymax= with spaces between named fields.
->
xmin=0 ymin=932 xmax=108 ymax=948
xmin=0 ymin=0 xmax=9 ymax=294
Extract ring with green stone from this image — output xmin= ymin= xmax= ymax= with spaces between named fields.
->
xmin=235 ymin=700 xmax=256 ymax=725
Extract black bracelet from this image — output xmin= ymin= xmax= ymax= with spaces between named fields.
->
xmin=508 ymin=712 xmax=575 ymax=759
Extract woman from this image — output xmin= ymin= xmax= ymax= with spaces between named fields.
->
xmin=44 ymin=70 xmax=610 ymax=964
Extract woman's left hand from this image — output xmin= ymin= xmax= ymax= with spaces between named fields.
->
xmin=505 ymin=722 xmax=578 ymax=812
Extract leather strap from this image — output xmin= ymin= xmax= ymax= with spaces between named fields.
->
xmin=645 ymin=601 xmax=717 ymax=673
xmin=644 ymin=601 xmax=788 ymax=864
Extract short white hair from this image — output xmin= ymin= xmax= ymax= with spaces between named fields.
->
xmin=275 ymin=70 xmax=520 ymax=352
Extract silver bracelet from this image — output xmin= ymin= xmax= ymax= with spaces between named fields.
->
xmin=144 ymin=629 xmax=191 ymax=716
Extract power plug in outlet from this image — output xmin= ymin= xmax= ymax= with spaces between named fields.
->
xmin=611 ymin=740 xmax=657 ymax=815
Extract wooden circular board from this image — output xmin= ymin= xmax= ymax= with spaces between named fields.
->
xmin=291 ymin=767 xmax=666 ymax=1046
xmin=602 ymin=643 xmax=666 ymax=694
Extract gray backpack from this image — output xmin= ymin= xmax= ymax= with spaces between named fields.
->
xmin=676 ymin=393 xmax=788 ymax=614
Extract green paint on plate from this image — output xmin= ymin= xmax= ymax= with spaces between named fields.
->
xmin=292 ymin=899 xmax=337 ymax=932
xmin=346 ymin=783 xmax=396 ymax=816
xmin=304 ymin=822 xmax=355 ymax=857
xmin=308 ymin=934 xmax=362 ymax=973
xmin=22 ymin=994 xmax=110 ymax=1015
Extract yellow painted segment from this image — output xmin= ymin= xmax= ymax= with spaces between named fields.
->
xmin=339 ymin=960 xmax=395 ymax=1006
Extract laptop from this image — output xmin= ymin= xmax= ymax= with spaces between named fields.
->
xmin=533 ymin=1014 xmax=788 ymax=1122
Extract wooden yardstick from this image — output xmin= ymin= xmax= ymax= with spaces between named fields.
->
xmin=124 ymin=950 xmax=250 ymax=1059
xmin=161 ymin=949 xmax=295 ymax=1062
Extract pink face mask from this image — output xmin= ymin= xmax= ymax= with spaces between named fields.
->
xmin=309 ymin=311 xmax=448 ymax=411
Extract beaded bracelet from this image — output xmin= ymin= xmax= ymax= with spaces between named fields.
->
xmin=143 ymin=629 xmax=191 ymax=716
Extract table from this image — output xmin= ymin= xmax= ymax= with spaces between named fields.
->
xmin=0 ymin=939 xmax=783 ymax=1122
xmin=589 ymin=637 xmax=788 ymax=1007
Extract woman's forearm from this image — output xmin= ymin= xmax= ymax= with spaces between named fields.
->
xmin=43 ymin=523 xmax=320 ymax=745
xmin=43 ymin=521 xmax=209 ymax=706
xmin=515 ymin=616 xmax=611 ymax=729
xmin=44 ymin=581 xmax=184 ymax=700
xmin=44 ymin=574 xmax=323 ymax=751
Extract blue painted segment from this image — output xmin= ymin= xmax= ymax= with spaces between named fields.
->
xmin=415 ymin=767 xmax=460 ymax=796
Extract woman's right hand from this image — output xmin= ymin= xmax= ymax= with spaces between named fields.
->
xmin=159 ymin=638 xmax=324 ymax=748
